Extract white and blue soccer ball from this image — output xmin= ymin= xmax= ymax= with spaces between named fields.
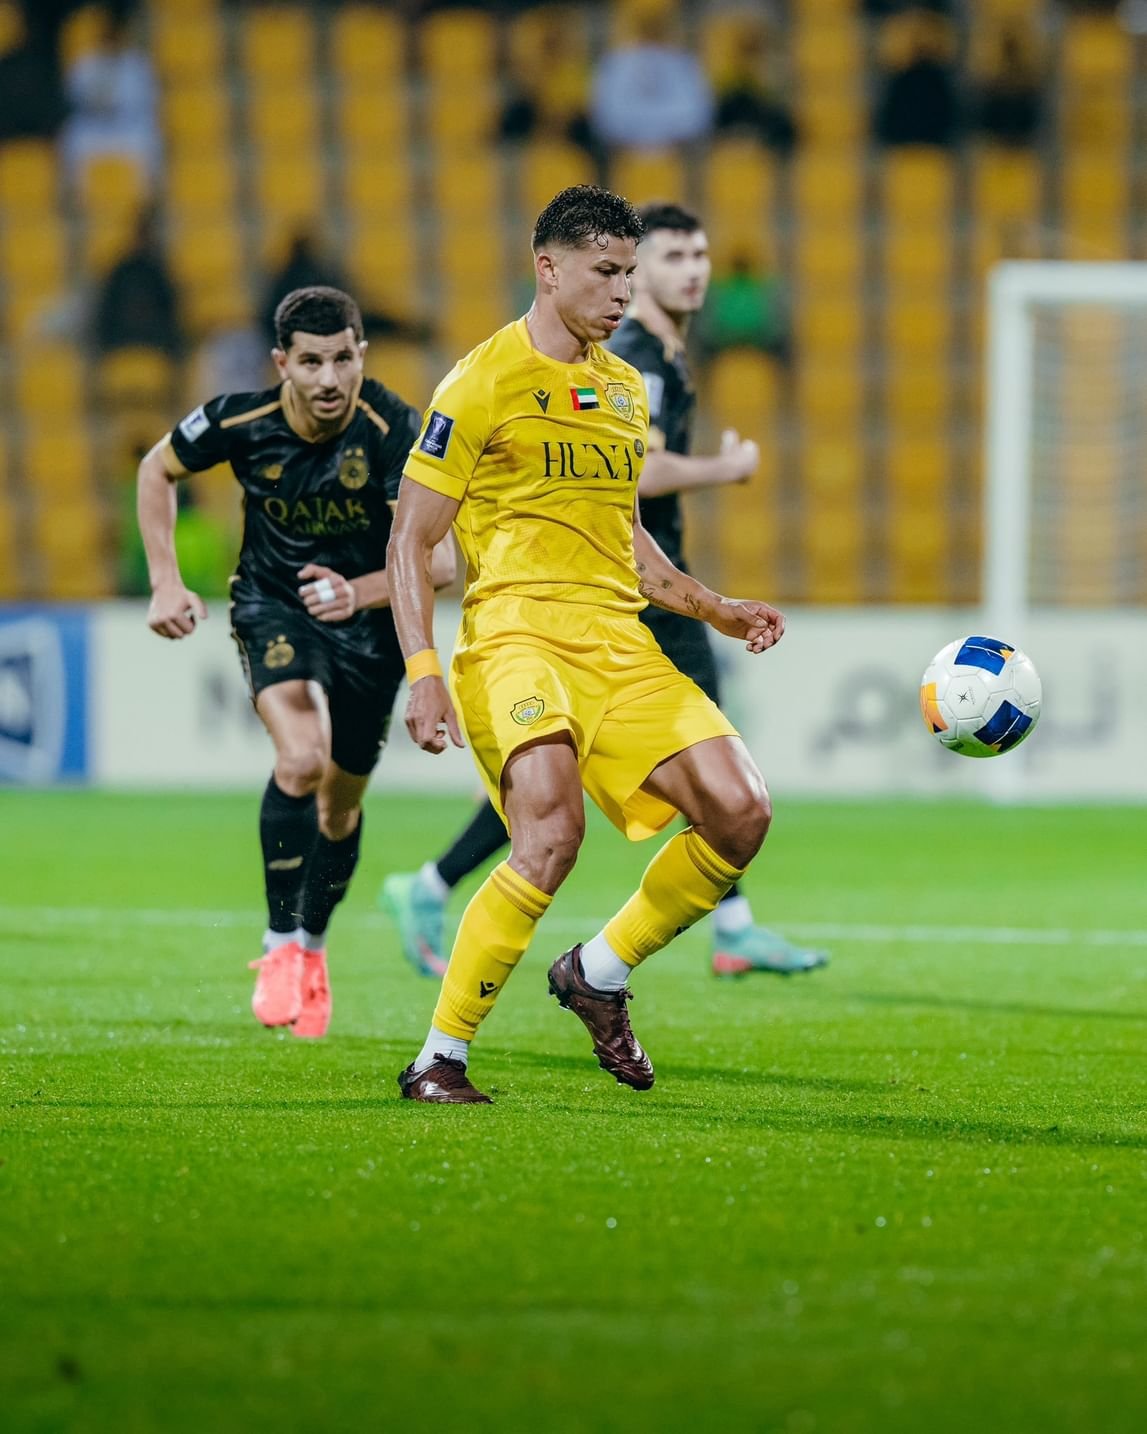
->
xmin=919 ymin=636 xmax=1042 ymax=758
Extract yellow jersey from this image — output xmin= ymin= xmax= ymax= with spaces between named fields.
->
xmin=403 ymin=317 xmax=649 ymax=615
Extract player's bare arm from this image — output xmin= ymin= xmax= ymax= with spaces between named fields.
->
xmin=387 ymin=478 xmax=465 ymax=753
xmin=637 ymin=429 xmax=760 ymax=499
xmin=300 ymin=520 xmax=456 ymax=623
xmin=137 ymin=437 xmax=209 ymax=639
xmin=632 ymin=505 xmax=784 ymax=654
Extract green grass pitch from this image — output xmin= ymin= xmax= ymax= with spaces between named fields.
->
xmin=1 ymin=791 xmax=1145 ymax=1433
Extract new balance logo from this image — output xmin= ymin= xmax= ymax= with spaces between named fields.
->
xmin=532 ymin=389 xmax=550 ymax=413
xmin=479 ymin=980 xmax=498 ymax=997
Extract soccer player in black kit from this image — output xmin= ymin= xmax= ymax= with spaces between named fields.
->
xmin=381 ymin=204 xmax=827 ymax=978
xmin=138 ymin=286 xmax=455 ymax=1037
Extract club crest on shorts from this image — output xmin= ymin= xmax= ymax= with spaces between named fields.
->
xmin=510 ymin=696 xmax=545 ymax=726
xmin=604 ymin=382 xmax=636 ymax=424
xmin=264 ymin=635 xmax=295 ymax=669
xmin=339 ymin=445 xmax=369 ymax=490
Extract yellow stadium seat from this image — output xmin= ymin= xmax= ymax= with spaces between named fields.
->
xmin=336 ymin=91 xmax=410 ymax=151
xmin=366 ymin=340 xmax=430 ymax=411
xmin=0 ymin=217 xmax=67 ymax=294
xmin=77 ymin=153 xmax=151 ymax=216
xmin=183 ymin=283 xmax=251 ymax=336
xmin=885 ymin=364 xmax=950 ymax=428
xmin=421 ymin=8 xmax=497 ymax=80
xmin=803 ymin=437 xmax=864 ymax=502
xmin=792 ymin=229 xmax=863 ymax=288
xmin=82 ymin=214 xmax=141 ymax=273
xmin=882 ymin=229 xmax=953 ymax=288
xmin=798 ymin=92 xmax=865 ymax=145
xmin=15 ymin=347 xmax=86 ymax=418
xmin=425 ymin=84 xmax=500 ymax=146
xmin=882 ymin=149 xmax=954 ymax=224
xmin=95 ymin=348 xmax=178 ymax=406
xmin=884 ymin=434 xmax=948 ymax=502
xmin=61 ymin=5 xmax=109 ymax=69
xmin=791 ymin=21 xmax=863 ymax=80
xmin=166 ymin=153 xmax=238 ymax=216
xmin=972 ymin=147 xmax=1040 ymax=220
xmin=428 ymin=151 xmax=502 ymax=219
xmin=161 ymin=84 xmax=231 ymax=150
xmin=882 ymin=295 xmax=952 ymax=359
xmin=794 ymin=361 xmax=864 ymax=429
xmin=0 ymin=141 xmax=60 ymax=210
xmin=23 ymin=425 xmax=95 ymax=500
xmin=150 ymin=12 xmax=226 ymax=83
xmin=331 ymin=7 xmax=406 ymax=82
xmin=252 ymin=153 xmax=325 ymax=225
xmin=509 ymin=4 xmax=587 ymax=74
xmin=1062 ymin=16 xmax=1131 ymax=81
xmin=239 ymin=7 xmax=314 ymax=82
xmin=439 ymin=229 xmax=500 ymax=286
xmin=1062 ymin=157 xmax=1127 ymax=220
xmin=886 ymin=501 xmax=948 ymax=603
xmin=439 ymin=288 xmax=510 ymax=360
xmin=704 ymin=140 xmax=777 ymax=243
xmin=32 ymin=498 xmax=111 ymax=599
xmin=0 ymin=496 xmax=23 ymax=598
xmin=610 ymin=150 xmax=687 ymax=207
xmin=794 ymin=296 xmax=863 ymax=357
xmin=247 ymin=85 xmax=321 ymax=150
xmin=707 ymin=349 xmax=783 ymax=438
xmin=792 ymin=150 xmax=864 ymax=217
xmin=518 ymin=140 xmax=595 ymax=219
xmin=343 ymin=155 xmax=416 ymax=220
xmin=169 ymin=218 xmax=244 ymax=293
xmin=345 ymin=223 xmax=422 ymax=318
xmin=802 ymin=502 xmax=865 ymax=603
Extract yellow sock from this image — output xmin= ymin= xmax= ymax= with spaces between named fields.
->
xmin=604 ymin=829 xmax=746 ymax=968
xmin=433 ymin=862 xmax=552 ymax=1039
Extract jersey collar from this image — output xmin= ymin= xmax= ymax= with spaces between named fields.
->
xmin=280 ymin=376 xmax=364 ymax=444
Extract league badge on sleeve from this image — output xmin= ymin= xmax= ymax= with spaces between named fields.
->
xmin=179 ymin=405 xmax=210 ymax=442
xmin=418 ymin=410 xmax=455 ymax=460
xmin=605 ymin=382 xmax=636 ymax=423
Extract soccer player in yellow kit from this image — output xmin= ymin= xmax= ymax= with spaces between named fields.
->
xmin=388 ymin=186 xmax=786 ymax=1103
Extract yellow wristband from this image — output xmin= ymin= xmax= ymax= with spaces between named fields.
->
xmin=405 ymin=648 xmax=443 ymax=684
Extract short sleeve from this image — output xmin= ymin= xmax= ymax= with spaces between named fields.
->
xmin=167 ymin=395 xmax=235 ymax=474
xmin=403 ymin=362 xmax=493 ymax=502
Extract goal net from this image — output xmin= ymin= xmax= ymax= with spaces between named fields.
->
xmin=985 ymin=262 xmax=1147 ymax=635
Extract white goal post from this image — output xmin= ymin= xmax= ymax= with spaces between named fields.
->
xmin=984 ymin=260 xmax=1147 ymax=640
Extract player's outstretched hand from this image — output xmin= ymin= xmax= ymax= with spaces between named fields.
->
xmin=719 ymin=428 xmax=760 ymax=484
xmin=710 ymin=597 xmax=785 ymax=653
xmin=406 ymin=674 xmax=465 ymax=755
xmin=298 ymin=563 xmax=356 ymax=623
xmin=147 ymin=581 xmax=208 ymax=639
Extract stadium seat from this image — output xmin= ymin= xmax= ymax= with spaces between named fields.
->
xmin=426 ymin=84 xmax=500 ymax=147
xmin=438 ymin=288 xmax=508 ymax=360
xmin=794 ymin=297 xmax=864 ymax=359
xmin=342 ymin=155 xmax=416 ymax=221
xmin=345 ymin=223 xmax=421 ymax=318
xmin=795 ymin=361 xmax=864 ymax=430
xmin=791 ymin=20 xmax=863 ymax=82
xmin=332 ymin=6 xmax=406 ymax=82
xmin=421 ymin=8 xmax=497 ymax=80
xmin=886 ymin=502 xmax=948 ymax=603
xmin=367 ymin=340 xmax=430 ymax=411
xmin=166 ymin=152 xmax=238 ymax=217
xmin=0 ymin=141 xmax=59 ymax=210
xmin=1061 ymin=17 xmax=1131 ymax=146
xmin=0 ymin=495 xmax=24 ymax=598
xmin=883 ymin=294 xmax=952 ymax=360
xmin=801 ymin=501 xmax=865 ymax=603
xmin=60 ymin=4 xmax=110 ymax=68
xmin=803 ymin=437 xmax=864 ymax=503
xmin=884 ymin=434 xmax=949 ymax=503
xmin=792 ymin=150 xmax=864 ymax=218
xmin=31 ymin=498 xmax=111 ymax=599
xmin=518 ymin=140 xmax=595 ymax=220
xmin=252 ymin=153 xmax=325 ymax=227
xmin=972 ymin=147 xmax=1041 ymax=222
xmin=882 ymin=149 xmax=954 ymax=225
xmin=239 ymin=7 xmax=314 ymax=83
xmin=161 ymin=84 xmax=231 ymax=149
xmin=704 ymin=140 xmax=777 ymax=247
xmin=23 ymin=424 xmax=96 ymax=500
xmin=95 ymin=348 xmax=178 ymax=407
xmin=247 ymin=85 xmax=321 ymax=150
xmin=707 ymin=349 xmax=782 ymax=440
xmin=150 ymin=10 xmax=226 ymax=84
xmin=428 ymin=151 xmax=502 ymax=220
xmin=76 ymin=153 xmax=151 ymax=217
xmin=799 ymin=92 xmax=865 ymax=146
xmin=792 ymin=229 xmax=863 ymax=289
xmin=438 ymin=229 xmax=501 ymax=286
xmin=15 ymin=347 xmax=86 ymax=419
xmin=882 ymin=228 xmax=952 ymax=288
xmin=713 ymin=471 xmax=781 ymax=593
xmin=610 ymin=150 xmax=687 ymax=208
xmin=336 ymin=91 xmax=410 ymax=151
xmin=885 ymin=364 xmax=950 ymax=429
xmin=0 ymin=216 xmax=67 ymax=296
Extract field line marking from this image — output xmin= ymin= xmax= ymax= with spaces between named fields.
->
xmin=3 ymin=907 xmax=1147 ymax=948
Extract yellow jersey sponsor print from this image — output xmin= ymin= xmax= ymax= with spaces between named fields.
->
xmin=404 ymin=318 xmax=648 ymax=616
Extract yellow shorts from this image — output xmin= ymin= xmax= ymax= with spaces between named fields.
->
xmin=450 ymin=595 xmax=738 ymax=840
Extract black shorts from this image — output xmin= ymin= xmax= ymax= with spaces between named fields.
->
xmin=639 ymin=605 xmax=721 ymax=705
xmin=231 ymin=600 xmax=403 ymax=777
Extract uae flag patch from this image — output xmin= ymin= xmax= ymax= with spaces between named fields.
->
xmin=569 ymin=386 xmax=599 ymax=410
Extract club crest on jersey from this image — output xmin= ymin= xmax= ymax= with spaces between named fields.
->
xmin=569 ymin=387 xmax=599 ymax=411
xmin=339 ymin=445 xmax=368 ymax=490
xmin=264 ymin=635 xmax=295 ymax=670
xmin=604 ymin=382 xmax=636 ymax=423
xmin=510 ymin=696 xmax=545 ymax=726
xmin=260 ymin=463 xmax=283 ymax=482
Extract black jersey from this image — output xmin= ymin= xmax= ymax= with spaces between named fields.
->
xmin=608 ymin=315 xmax=696 ymax=569
xmin=168 ymin=378 xmax=418 ymax=661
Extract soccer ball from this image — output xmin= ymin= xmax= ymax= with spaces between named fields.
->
xmin=919 ymin=636 xmax=1042 ymax=758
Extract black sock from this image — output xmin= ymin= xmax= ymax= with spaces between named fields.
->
xmin=260 ymin=777 xmax=318 ymax=935
xmin=436 ymin=799 xmax=510 ymax=890
xmin=299 ymin=813 xmax=363 ymax=940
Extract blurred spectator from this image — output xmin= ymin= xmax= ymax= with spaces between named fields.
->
xmin=260 ymin=232 xmax=434 ymax=347
xmin=93 ymin=208 xmax=183 ymax=355
xmin=712 ymin=15 xmax=797 ymax=156
xmin=189 ymin=322 xmax=273 ymax=400
xmin=120 ymin=473 xmax=232 ymax=600
xmin=589 ymin=11 xmax=715 ymax=150
xmin=697 ymin=251 xmax=789 ymax=359
xmin=973 ymin=26 xmax=1042 ymax=147
xmin=497 ymin=8 xmax=596 ymax=160
xmin=0 ymin=3 xmax=66 ymax=140
xmin=873 ymin=14 xmax=960 ymax=147
xmin=59 ymin=9 xmax=160 ymax=183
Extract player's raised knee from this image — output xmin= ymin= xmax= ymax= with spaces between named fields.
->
xmin=275 ymin=746 xmax=327 ymax=796
xmin=719 ymin=777 xmax=772 ymax=867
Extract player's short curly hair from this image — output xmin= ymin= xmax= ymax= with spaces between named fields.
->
xmin=274 ymin=286 xmax=364 ymax=351
xmin=532 ymin=185 xmax=645 ymax=252
xmin=639 ymin=201 xmax=704 ymax=236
